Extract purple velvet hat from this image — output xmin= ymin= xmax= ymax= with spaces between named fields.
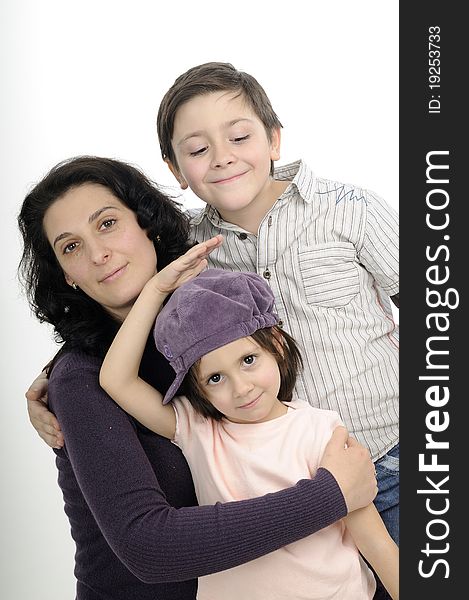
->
xmin=154 ymin=269 xmax=279 ymax=404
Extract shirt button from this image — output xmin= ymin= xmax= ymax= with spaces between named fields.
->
xmin=278 ymin=320 xmax=284 ymax=328
xmin=239 ymin=232 xmax=248 ymax=240
xmin=263 ymin=269 xmax=271 ymax=280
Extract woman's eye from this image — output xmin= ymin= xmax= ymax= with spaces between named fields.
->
xmin=243 ymin=354 xmax=256 ymax=365
xmin=63 ymin=242 xmax=78 ymax=254
xmin=100 ymin=218 xmax=116 ymax=230
xmin=208 ymin=373 xmax=222 ymax=385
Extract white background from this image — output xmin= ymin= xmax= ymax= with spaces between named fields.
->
xmin=1 ymin=1 xmax=398 ymax=597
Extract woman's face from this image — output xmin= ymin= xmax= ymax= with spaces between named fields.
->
xmin=43 ymin=183 xmax=157 ymax=320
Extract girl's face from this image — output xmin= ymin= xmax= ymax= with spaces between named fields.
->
xmin=197 ymin=336 xmax=287 ymax=424
xmin=43 ymin=183 xmax=157 ymax=321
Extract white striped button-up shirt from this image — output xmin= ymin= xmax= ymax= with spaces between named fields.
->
xmin=190 ymin=160 xmax=399 ymax=460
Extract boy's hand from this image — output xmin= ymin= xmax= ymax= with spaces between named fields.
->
xmin=320 ymin=426 xmax=377 ymax=513
xmin=26 ymin=371 xmax=64 ymax=449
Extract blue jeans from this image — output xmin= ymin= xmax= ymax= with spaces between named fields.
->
xmin=374 ymin=443 xmax=399 ymax=545
xmin=370 ymin=444 xmax=399 ymax=600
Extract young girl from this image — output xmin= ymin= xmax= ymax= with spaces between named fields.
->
xmin=100 ymin=267 xmax=398 ymax=600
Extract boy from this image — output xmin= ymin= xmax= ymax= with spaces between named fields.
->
xmin=157 ymin=62 xmax=399 ymax=545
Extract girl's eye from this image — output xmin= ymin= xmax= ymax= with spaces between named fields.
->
xmin=63 ymin=242 xmax=79 ymax=255
xmin=100 ymin=218 xmax=116 ymax=230
xmin=243 ymin=354 xmax=256 ymax=366
xmin=207 ymin=373 xmax=222 ymax=385
xmin=190 ymin=147 xmax=207 ymax=157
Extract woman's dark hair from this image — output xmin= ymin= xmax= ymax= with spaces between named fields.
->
xmin=182 ymin=326 xmax=303 ymax=420
xmin=18 ymin=156 xmax=192 ymax=359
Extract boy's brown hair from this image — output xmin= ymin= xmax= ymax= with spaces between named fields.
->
xmin=182 ymin=326 xmax=303 ymax=420
xmin=157 ymin=62 xmax=282 ymax=171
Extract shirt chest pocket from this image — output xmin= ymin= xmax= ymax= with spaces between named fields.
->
xmin=297 ymin=242 xmax=360 ymax=308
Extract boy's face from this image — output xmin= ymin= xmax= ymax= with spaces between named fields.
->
xmin=197 ymin=336 xmax=286 ymax=424
xmin=168 ymin=91 xmax=281 ymax=219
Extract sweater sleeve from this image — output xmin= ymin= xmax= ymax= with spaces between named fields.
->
xmin=49 ymin=352 xmax=347 ymax=585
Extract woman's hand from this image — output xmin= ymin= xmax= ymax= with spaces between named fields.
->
xmin=149 ymin=235 xmax=223 ymax=297
xmin=319 ymin=426 xmax=377 ymax=513
xmin=25 ymin=370 xmax=64 ymax=448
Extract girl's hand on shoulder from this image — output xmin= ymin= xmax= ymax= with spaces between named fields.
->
xmin=149 ymin=235 xmax=223 ymax=296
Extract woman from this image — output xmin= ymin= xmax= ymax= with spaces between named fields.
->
xmin=18 ymin=156 xmax=377 ymax=599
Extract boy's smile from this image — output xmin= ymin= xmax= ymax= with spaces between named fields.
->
xmin=168 ymin=91 xmax=289 ymax=233
xmin=210 ymin=170 xmax=250 ymax=185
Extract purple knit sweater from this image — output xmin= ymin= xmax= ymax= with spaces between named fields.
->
xmin=48 ymin=342 xmax=346 ymax=599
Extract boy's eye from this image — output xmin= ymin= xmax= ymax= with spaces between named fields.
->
xmin=243 ymin=354 xmax=256 ymax=365
xmin=207 ymin=373 xmax=222 ymax=385
xmin=232 ymin=135 xmax=250 ymax=143
xmin=189 ymin=146 xmax=207 ymax=157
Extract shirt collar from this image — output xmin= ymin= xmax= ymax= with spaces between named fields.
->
xmin=188 ymin=207 xmax=208 ymax=226
xmin=274 ymin=159 xmax=316 ymax=204
xmin=190 ymin=159 xmax=316 ymax=228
